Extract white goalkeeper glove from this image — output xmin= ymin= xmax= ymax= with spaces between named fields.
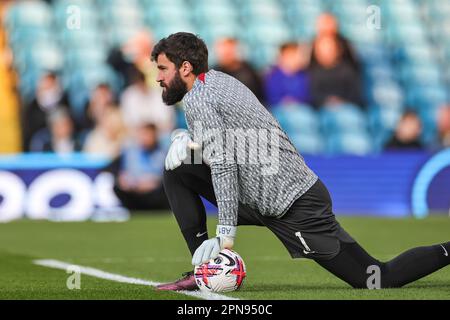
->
xmin=191 ymin=225 xmax=236 ymax=266
xmin=165 ymin=129 xmax=200 ymax=170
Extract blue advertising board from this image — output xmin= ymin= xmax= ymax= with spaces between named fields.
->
xmin=0 ymin=150 xmax=449 ymax=222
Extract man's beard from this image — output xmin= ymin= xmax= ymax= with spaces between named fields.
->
xmin=161 ymin=72 xmax=188 ymax=105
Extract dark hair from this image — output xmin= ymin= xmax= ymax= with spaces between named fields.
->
xmin=279 ymin=42 xmax=299 ymax=53
xmin=130 ymin=69 xmax=146 ymax=84
xmin=95 ymin=82 xmax=111 ymax=90
xmin=402 ymin=109 xmax=420 ymax=120
xmin=141 ymin=122 xmax=158 ymax=132
xmin=151 ymin=32 xmax=209 ymax=75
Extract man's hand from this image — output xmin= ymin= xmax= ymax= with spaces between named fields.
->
xmin=165 ymin=129 xmax=200 ymax=170
xmin=192 ymin=225 xmax=236 ymax=265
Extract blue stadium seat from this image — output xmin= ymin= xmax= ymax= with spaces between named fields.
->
xmin=320 ymin=104 xmax=368 ymax=135
xmin=58 ymin=28 xmax=104 ymax=49
xmin=326 ymin=132 xmax=373 ymax=155
xmin=102 ymin=2 xmax=144 ymax=28
xmin=400 ymin=63 xmax=442 ymax=87
xmin=14 ymin=42 xmax=63 ymax=74
xmin=8 ymin=28 xmax=53 ymax=50
xmin=247 ymin=43 xmax=279 ymax=70
xmin=65 ymin=48 xmax=107 ymax=71
xmin=5 ymin=1 xmax=52 ymax=29
xmin=272 ymin=104 xmax=320 ymax=134
xmin=53 ymin=0 xmax=98 ymax=30
xmin=290 ymin=132 xmax=325 ymax=155
xmin=406 ymin=85 xmax=448 ymax=110
xmin=364 ymin=64 xmax=395 ymax=83
xmin=191 ymin=0 xmax=237 ymax=24
xmin=241 ymin=2 xmax=283 ymax=21
xmin=369 ymin=80 xmax=404 ymax=109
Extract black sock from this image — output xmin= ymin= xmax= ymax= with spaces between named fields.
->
xmin=316 ymin=241 xmax=450 ymax=288
xmin=382 ymin=241 xmax=450 ymax=288
xmin=163 ymin=163 xmax=217 ymax=256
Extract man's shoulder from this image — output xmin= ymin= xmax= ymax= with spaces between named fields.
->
xmin=183 ymin=70 xmax=225 ymax=104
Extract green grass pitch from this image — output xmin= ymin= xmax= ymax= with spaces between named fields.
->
xmin=0 ymin=213 xmax=449 ymax=300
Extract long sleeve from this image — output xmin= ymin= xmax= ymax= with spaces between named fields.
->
xmin=185 ymin=98 xmax=239 ymax=226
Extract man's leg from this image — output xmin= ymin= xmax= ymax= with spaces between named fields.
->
xmin=162 ymin=163 xmax=213 ymax=256
xmin=140 ymin=185 xmax=171 ymax=210
xmin=163 ymin=162 xmax=263 ymax=256
xmin=255 ymin=179 xmax=450 ymax=289
xmin=158 ymin=162 xmax=262 ymax=291
xmin=315 ymin=240 xmax=450 ymax=289
xmin=113 ymin=186 xmax=141 ymax=210
xmin=113 ymin=185 xmax=170 ymax=210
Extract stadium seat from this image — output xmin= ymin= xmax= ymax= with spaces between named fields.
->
xmin=271 ymin=104 xmax=324 ymax=154
xmin=53 ymin=0 xmax=98 ymax=30
xmin=58 ymin=28 xmax=104 ymax=49
xmin=326 ymin=132 xmax=373 ymax=155
xmin=8 ymin=28 xmax=53 ymax=51
xmin=14 ymin=42 xmax=63 ymax=74
xmin=369 ymin=80 xmax=404 ymax=110
xmin=64 ymin=48 xmax=107 ymax=71
xmin=406 ymin=85 xmax=448 ymax=110
xmin=191 ymin=0 xmax=237 ymax=24
xmin=5 ymin=1 xmax=52 ymax=29
xmin=243 ymin=22 xmax=291 ymax=45
xmin=290 ymin=132 xmax=325 ymax=155
xmin=241 ymin=2 xmax=283 ymax=22
xmin=320 ymin=104 xmax=368 ymax=135
xmin=271 ymin=104 xmax=320 ymax=134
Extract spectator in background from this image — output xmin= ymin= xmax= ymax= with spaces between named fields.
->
xmin=214 ymin=37 xmax=264 ymax=103
xmin=310 ymin=12 xmax=361 ymax=73
xmin=107 ymin=29 xmax=158 ymax=90
xmin=309 ymin=35 xmax=364 ymax=109
xmin=120 ymin=70 xmax=175 ymax=136
xmin=22 ymin=71 xmax=74 ymax=151
xmin=264 ymin=42 xmax=311 ymax=107
xmin=78 ymin=83 xmax=116 ymax=133
xmin=83 ymin=107 xmax=127 ymax=159
xmin=41 ymin=109 xmax=81 ymax=153
xmin=109 ymin=123 xmax=170 ymax=211
xmin=437 ymin=105 xmax=450 ymax=148
xmin=385 ymin=110 xmax=424 ymax=150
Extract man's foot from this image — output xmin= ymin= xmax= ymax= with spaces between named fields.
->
xmin=156 ymin=271 xmax=198 ymax=291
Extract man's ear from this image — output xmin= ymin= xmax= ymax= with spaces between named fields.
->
xmin=180 ymin=61 xmax=193 ymax=77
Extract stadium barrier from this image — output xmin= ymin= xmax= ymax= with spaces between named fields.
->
xmin=0 ymin=151 xmax=449 ymax=222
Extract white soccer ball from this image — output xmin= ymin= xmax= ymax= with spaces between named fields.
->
xmin=194 ymin=249 xmax=246 ymax=293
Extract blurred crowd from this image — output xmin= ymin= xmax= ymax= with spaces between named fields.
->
xmin=20 ymin=12 xmax=450 ymax=159
xmin=8 ymin=10 xmax=450 ymax=210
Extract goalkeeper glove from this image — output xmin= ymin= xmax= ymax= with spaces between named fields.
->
xmin=192 ymin=225 xmax=236 ymax=266
xmin=165 ymin=129 xmax=200 ymax=170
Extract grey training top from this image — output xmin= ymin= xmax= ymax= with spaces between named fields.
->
xmin=182 ymin=70 xmax=318 ymax=226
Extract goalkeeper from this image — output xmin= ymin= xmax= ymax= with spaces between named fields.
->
xmin=152 ymin=32 xmax=450 ymax=291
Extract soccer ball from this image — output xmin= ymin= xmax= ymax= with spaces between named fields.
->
xmin=194 ymin=249 xmax=246 ymax=293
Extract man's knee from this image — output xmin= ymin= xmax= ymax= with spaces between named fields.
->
xmin=163 ymin=163 xmax=200 ymax=192
xmin=163 ymin=164 xmax=188 ymax=185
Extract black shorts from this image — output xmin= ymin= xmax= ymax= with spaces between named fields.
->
xmin=237 ymin=179 xmax=356 ymax=260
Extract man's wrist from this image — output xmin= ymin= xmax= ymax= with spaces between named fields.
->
xmin=170 ymin=129 xmax=189 ymax=142
xmin=216 ymin=225 xmax=237 ymax=239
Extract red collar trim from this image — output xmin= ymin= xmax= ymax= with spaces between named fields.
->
xmin=198 ymin=73 xmax=206 ymax=83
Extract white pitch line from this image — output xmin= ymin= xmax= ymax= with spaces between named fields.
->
xmin=33 ymin=259 xmax=238 ymax=301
